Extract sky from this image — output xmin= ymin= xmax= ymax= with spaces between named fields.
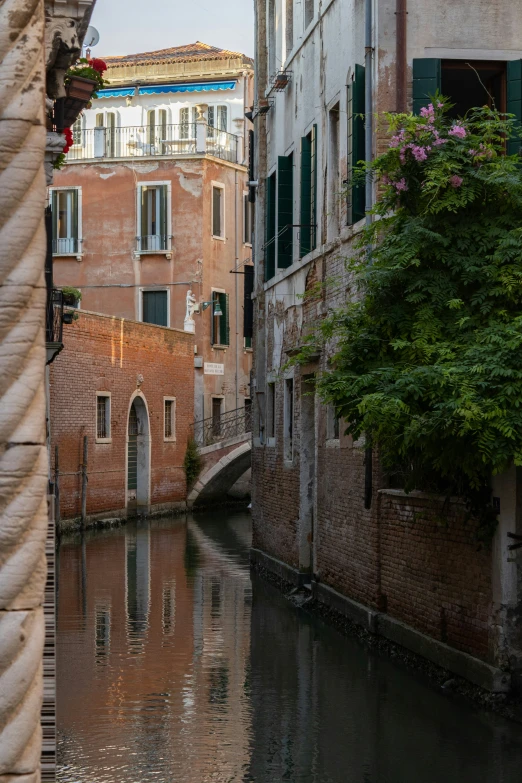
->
xmin=89 ymin=0 xmax=254 ymax=59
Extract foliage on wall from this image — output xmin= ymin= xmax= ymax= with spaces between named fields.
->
xmin=298 ymin=101 xmax=522 ymax=532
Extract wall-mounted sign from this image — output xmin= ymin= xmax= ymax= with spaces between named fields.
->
xmin=204 ymin=362 xmax=224 ymax=375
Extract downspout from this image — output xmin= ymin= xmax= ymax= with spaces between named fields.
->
xmin=365 ymin=0 xmax=373 ymax=225
xmin=365 ymin=0 xmax=374 ymax=508
xmin=396 ymin=0 xmax=408 ymax=113
xmin=235 ymin=171 xmax=239 ymax=411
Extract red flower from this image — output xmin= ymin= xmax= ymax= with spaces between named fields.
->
xmin=63 ymin=127 xmax=74 ymax=154
xmin=89 ymin=58 xmax=107 ymax=74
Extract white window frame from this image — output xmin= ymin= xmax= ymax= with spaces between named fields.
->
xmin=163 ymin=396 xmax=177 ymax=442
xmin=210 ymin=287 xmax=228 ymax=347
xmin=179 ymin=106 xmax=197 ymax=139
xmin=138 ymin=287 xmax=170 ymax=328
xmin=71 ymin=115 xmax=84 ymax=147
xmin=49 ymin=186 xmax=83 ymax=259
xmin=211 ymin=181 xmax=225 ymax=241
xmin=95 ymin=392 xmax=112 ymax=443
xmin=326 ymin=403 xmax=340 ymax=447
xmin=266 ymin=374 xmax=276 ymax=447
xmin=136 ymin=181 xmax=172 ymax=255
xmin=283 ymin=372 xmax=294 ymax=464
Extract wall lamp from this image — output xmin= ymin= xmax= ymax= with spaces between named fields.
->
xmin=200 ymin=300 xmax=223 ymax=317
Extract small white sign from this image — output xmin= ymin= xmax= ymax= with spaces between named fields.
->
xmin=204 ymin=362 xmax=225 ymax=375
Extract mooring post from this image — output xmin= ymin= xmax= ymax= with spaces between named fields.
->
xmin=81 ymin=435 xmax=88 ymax=529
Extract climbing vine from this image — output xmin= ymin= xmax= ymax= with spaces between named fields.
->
xmin=297 ymin=101 xmax=522 ymax=531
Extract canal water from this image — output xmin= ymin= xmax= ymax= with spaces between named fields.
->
xmin=57 ymin=510 xmax=522 ymax=783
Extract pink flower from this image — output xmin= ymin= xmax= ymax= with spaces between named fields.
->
xmin=420 ymin=104 xmax=435 ymax=118
xmin=410 ymin=145 xmax=428 ymax=162
xmin=449 ymin=124 xmax=467 ymax=139
xmin=394 ymin=178 xmax=408 ymax=192
xmin=437 ymin=102 xmax=444 ymax=108
xmin=468 ymin=149 xmax=477 ymax=156
xmin=450 ymin=175 xmax=463 ymax=188
xmin=433 ymin=138 xmax=448 ymax=146
xmin=381 ymin=174 xmax=390 ymax=184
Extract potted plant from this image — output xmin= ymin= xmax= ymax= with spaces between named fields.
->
xmin=61 ymin=286 xmax=82 ymax=307
xmin=273 ymin=70 xmax=290 ymax=90
xmin=60 ymin=58 xmax=107 ymax=129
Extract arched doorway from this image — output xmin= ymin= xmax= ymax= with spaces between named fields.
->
xmin=127 ymin=394 xmax=151 ymax=512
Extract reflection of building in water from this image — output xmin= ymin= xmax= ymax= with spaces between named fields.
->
xmin=125 ymin=524 xmax=151 ymax=646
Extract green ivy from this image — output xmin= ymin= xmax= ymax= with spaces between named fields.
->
xmin=183 ymin=438 xmax=202 ymax=489
xmin=298 ymin=101 xmax=522 ymax=531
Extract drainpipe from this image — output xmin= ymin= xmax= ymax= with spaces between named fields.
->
xmin=235 ymin=171 xmax=239 ymax=411
xmin=396 ymin=0 xmax=408 ymax=113
xmin=365 ymin=0 xmax=373 ymax=225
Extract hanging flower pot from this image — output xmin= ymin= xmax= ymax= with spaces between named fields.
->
xmin=66 ymin=75 xmax=97 ymax=102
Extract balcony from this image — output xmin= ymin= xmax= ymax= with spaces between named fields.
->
xmin=46 ymin=288 xmax=64 ymax=365
xmin=66 ymin=123 xmax=239 ymax=164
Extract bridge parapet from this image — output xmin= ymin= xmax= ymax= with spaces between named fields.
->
xmin=191 ymin=405 xmax=252 ymax=448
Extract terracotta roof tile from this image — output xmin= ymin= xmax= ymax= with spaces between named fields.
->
xmin=104 ymin=41 xmax=253 ymax=68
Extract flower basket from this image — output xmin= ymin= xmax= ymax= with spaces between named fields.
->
xmin=61 ymin=76 xmax=97 ymax=128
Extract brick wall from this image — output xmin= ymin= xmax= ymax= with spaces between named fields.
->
xmin=50 ymin=310 xmax=194 ymax=519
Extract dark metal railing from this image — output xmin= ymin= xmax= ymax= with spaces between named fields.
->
xmin=191 ymin=405 xmax=252 ymax=448
xmin=46 ymin=288 xmax=64 ymax=345
xmin=52 ymin=237 xmax=79 ymax=255
xmin=136 ymin=234 xmax=171 ymax=252
xmin=66 ymin=123 xmax=239 ymax=164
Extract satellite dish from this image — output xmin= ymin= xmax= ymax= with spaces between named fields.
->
xmin=85 ymin=26 xmax=100 ymax=48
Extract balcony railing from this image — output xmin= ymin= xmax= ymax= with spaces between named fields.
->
xmin=190 ymin=405 xmax=252 ymax=448
xmin=52 ymin=237 xmax=79 ymax=255
xmin=136 ymin=234 xmax=170 ymax=252
xmin=46 ymin=288 xmax=64 ymax=346
xmin=66 ymin=123 xmax=239 ymax=164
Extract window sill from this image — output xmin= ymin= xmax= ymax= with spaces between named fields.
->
xmin=134 ymin=249 xmax=172 ymax=259
xmin=163 ymin=437 xmax=177 ymax=443
xmin=212 ymin=235 xmax=226 ymax=242
xmin=325 ymin=438 xmax=340 ymax=449
xmin=212 ymin=344 xmax=228 ymax=351
xmin=266 ymin=437 xmax=276 ymax=447
xmin=244 ymin=347 xmax=253 ymax=354
xmin=53 ymin=252 xmax=83 ymax=261
xmin=95 ymin=437 xmax=112 ymax=444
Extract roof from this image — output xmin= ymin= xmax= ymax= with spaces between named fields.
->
xmin=104 ymin=41 xmax=253 ymax=69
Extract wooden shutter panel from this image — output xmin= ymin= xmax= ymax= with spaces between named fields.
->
xmin=300 ymin=134 xmax=312 ymax=257
xmin=352 ymin=64 xmax=366 ymax=224
xmin=507 ymin=60 xmax=522 ymax=156
xmin=243 ymin=265 xmax=254 ymax=340
xmin=412 ymin=58 xmax=441 ymax=115
xmin=265 ymin=173 xmax=276 ymax=281
xmin=219 ymin=293 xmax=230 ymax=345
xmin=277 ymin=154 xmax=293 ymax=268
xmin=143 ymin=291 xmax=168 ymax=326
xmin=71 ymin=189 xmax=79 ymax=251
xmin=159 ymin=185 xmax=167 ymax=248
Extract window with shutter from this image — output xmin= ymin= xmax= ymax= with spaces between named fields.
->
xmin=212 ymin=185 xmax=224 ymax=238
xmin=72 ymin=116 xmax=83 ymax=146
xmin=142 ymin=290 xmax=168 ymax=327
xmin=243 ymin=265 xmax=254 ymax=345
xmin=300 ymin=125 xmax=317 ymax=257
xmin=52 ymin=189 xmax=79 ymax=255
xmin=265 ymin=172 xmax=276 ymax=281
xmin=507 ymin=60 xmax=522 ymax=156
xmin=347 ymin=65 xmax=365 ymax=225
xmin=211 ymin=292 xmax=230 ymax=346
xmin=138 ymin=184 xmax=168 ymax=251
xmin=277 ymin=153 xmax=294 ymax=268
xmin=412 ymin=59 xmax=441 ymax=115
xmin=180 ymin=107 xmax=196 ymax=139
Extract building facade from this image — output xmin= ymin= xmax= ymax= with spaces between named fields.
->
xmin=251 ymin=0 xmax=522 ymax=691
xmin=53 ymin=42 xmax=254 ymax=430
xmin=49 ymin=310 xmax=194 ymax=521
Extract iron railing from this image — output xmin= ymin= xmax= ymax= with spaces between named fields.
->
xmin=136 ymin=234 xmax=171 ymax=252
xmin=191 ymin=405 xmax=252 ymax=448
xmin=52 ymin=237 xmax=80 ymax=255
xmin=66 ymin=123 xmax=239 ymax=164
xmin=46 ymin=288 xmax=64 ymax=345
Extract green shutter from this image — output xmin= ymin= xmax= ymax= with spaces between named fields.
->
xmin=348 ymin=64 xmax=366 ymax=225
xmin=310 ymin=125 xmax=317 ymax=250
xmin=507 ymin=60 xmax=522 ymax=156
xmin=265 ymin=173 xmax=276 ymax=281
xmin=219 ymin=293 xmax=230 ymax=346
xmin=143 ymin=291 xmax=168 ymax=327
xmin=277 ymin=153 xmax=294 ymax=268
xmin=300 ymin=134 xmax=312 ymax=257
xmin=412 ymin=58 xmax=441 ymax=115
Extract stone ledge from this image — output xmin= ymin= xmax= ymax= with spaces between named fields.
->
xmin=250 ymin=547 xmax=309 ymax=587
xmin=199 ymin=432 xmax=251 ymax=455
xmin=252 ymin=549 xmax=510 ymax=693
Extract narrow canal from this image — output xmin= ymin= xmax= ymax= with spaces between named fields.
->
xmin=57 ymin=510 xmax=522 ymax=783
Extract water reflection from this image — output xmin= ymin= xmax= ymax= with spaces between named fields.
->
xmin=57 ymin=511 xmax=522 ymax=783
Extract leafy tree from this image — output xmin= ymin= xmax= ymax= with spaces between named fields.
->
xmin=303 ymin=101 xmax=522 ymax=532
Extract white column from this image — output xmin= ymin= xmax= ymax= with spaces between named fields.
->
xmin=0 ymin=0 xmax=48 ymax=779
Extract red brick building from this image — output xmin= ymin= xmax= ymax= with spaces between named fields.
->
xmin=50 ymin=310 xmax=194 ymax=521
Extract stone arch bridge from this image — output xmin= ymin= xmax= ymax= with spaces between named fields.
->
xmin=187 ymin=406 xmax=252 ymax=507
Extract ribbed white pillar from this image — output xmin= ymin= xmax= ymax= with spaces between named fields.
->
xmin=0 ymin=0 xmax=48 ymax=780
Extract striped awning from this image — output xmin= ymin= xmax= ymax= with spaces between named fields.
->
xmin=98 ymin=81 xmax=237 ymax=99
